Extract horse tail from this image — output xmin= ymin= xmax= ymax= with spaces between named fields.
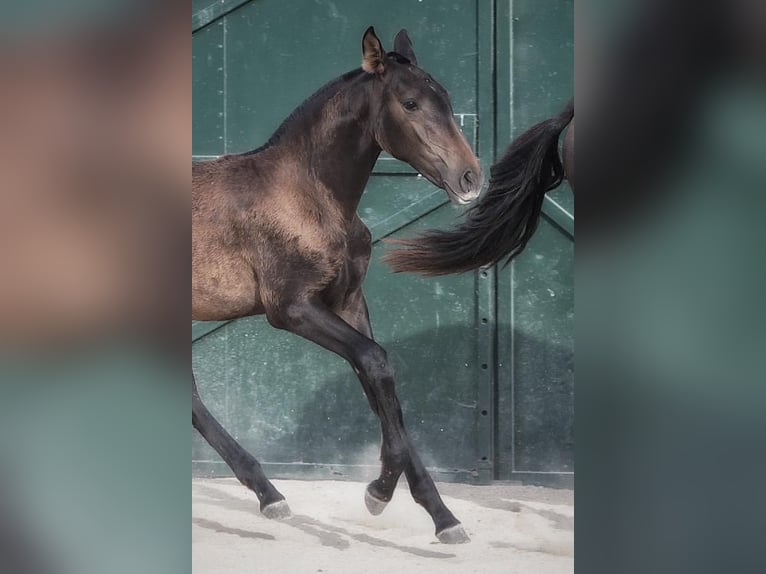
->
xmin=384 ymin=100 xmax=574 ymax=276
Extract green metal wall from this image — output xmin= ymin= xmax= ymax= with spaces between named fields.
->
xmin=192 ymin=0 xmax=573 ymax=486
xmin=494 ymin=0 xmax=574 ymax=485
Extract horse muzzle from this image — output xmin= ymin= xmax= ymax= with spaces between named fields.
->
xmin=444 ymin=168 xmax=483 ymax=205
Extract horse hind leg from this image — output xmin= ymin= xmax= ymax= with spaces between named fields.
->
xmin=360 ymin=358 xmax=469 ymax=543
xmin=192 ymin=374 xmax=290 ymax=519
xmin=345 ymin=341 xmax=470 ymax=542
xmin=339 ymin=294 xmax=465 ymax=541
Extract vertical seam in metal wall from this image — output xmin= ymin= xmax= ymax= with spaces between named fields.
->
xmin=508 ymin=0 xmax=517 ymax=476
xmin=509 ymin=2 xmax=515 ymax=141
xmin=222 ymin=16 xmax=229 ymax=427
xmin=510 ymin=259 xmax=516 ymax=474
xmin=223 ymin=18 xmax=228 ymax=154
xmin=476 ymin=0 xmax=497 ymax=484
xmin=489 ymin=0 xmax=499 ymax=481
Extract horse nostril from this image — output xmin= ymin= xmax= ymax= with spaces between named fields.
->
xmin=461 ymin=170 xmax=476 ymax=192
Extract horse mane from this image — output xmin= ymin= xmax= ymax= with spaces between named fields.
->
xmin=239 ymin=68 xmax=368 ymax=157
xmin=240 ymin=52 xmax=412 ymax=157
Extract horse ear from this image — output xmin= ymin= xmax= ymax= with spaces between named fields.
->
xmin=393 ymin=29 xmax=417 ymax=66
xmin=362 ymin=26 xmax=385 ymax=74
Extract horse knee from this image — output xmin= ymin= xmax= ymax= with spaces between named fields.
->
xmin=357 ymin=344 xmax=395 ymax=382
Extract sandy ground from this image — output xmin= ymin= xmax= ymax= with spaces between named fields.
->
xmin=193 ymin=478 xmax=573 ymax=574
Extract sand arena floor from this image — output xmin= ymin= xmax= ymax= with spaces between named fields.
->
xmin=193 ymin=478 xmax=573 ymax=574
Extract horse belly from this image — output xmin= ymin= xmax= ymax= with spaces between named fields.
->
xmin=191 ymin=263 xmax=263 ymax=321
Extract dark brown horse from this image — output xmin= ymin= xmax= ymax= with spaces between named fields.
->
xmin=192 ymin=27 xmax=482 ymax=543
xmin=385 ymin=101 xmax=574 ymax=275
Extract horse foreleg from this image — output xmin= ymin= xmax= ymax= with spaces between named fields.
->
xmin=192 ymin=373 xmax=290 ymax=518
xmin=269 ymin=296 xmax=468 ymax=543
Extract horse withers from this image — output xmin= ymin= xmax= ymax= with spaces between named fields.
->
xmin=192 ymin=27 xmax=482 ymax=543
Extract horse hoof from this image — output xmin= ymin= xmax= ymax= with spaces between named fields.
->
xmin=261 ymin=500 xmax=291 ymax=520
xmin=436 ymin=524 xmax=470 ymax=544
xmin=364 ymin=488 xmax=388 ymax=516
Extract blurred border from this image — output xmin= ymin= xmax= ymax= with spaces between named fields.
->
xmin=0 ymin=2 xmax=189 ymax=573
xmin=576 ymin=0 xmax=765 ymax=572
xmin=1 ymin=0 xmax=764 ymax=572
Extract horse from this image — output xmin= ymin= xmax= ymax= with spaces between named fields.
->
xmin=192 ymin=27 xmax=483 ymax=544
xmin=384 ymin=101 xmax=574 ymax=275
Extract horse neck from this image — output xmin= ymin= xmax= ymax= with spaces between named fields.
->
xmin=275 ymin=75 xmax=382 ymax=219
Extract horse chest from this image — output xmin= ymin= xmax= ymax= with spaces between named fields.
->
xmin=311 ymin=216 xmax=371 ymax=308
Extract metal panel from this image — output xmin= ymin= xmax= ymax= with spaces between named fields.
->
xmin=192 ymin=0 xmax=488 ymax=483
xmin=494 ymin=0 xmax=574 ymax=485
xmin=219 ymin=0 xmax=478 ymax=154
xmin=192 ymin=21 xmax=224 ymax=156
xmin=496 ymin=218 xmax=574 ymax=485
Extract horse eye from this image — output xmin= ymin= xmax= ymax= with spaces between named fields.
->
xmin=402 ymin=100 xmax=419 ymax=111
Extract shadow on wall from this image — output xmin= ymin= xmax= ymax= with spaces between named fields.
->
xmin=192 ymin=321 xmax=573 ymax=483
